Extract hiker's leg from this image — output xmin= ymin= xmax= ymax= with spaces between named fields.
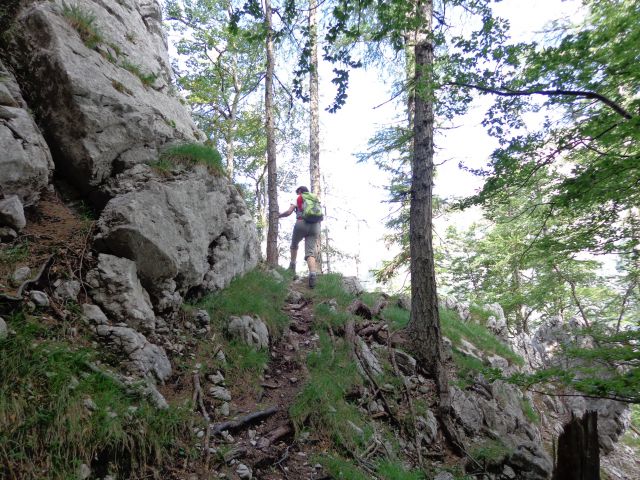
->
xmin=304 ymin=223 xmax=320 ymax=287
xmin=289 ymin=247 xmax=298 ymax=271
xmin=306 ymin=255 xmax=316 ymax=273
xmin=290 ymin=221 xmax=305 ymax=271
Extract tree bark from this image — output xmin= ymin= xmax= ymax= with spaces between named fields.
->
xmin=553 ymin=411 xmax=600 ymax=480
xmin=406 ymin=0 xmax=462 ymax=455
xmin=308 ymin=0 xmax=323 ymax=272
xmin=265 ymin=0 xmax=279 ymax=266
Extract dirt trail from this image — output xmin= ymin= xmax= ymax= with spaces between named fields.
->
xmin=209 ymin=278 xmax=328 ymax=480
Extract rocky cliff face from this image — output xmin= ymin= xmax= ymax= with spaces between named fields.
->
xmin=6 ymin=0 xmax=199 ymax=198
xmin=0 ymin=0 xmax=259 ymax=385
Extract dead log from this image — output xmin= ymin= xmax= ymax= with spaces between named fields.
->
xmin=553 ymin=411 xmax=599 ymax=480
xmin=347 ymin=299 xmax=373 ymax=319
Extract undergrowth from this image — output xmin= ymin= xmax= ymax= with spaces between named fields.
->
xmin=154 ymin=143 xmax=224 ymax=175
xmin=0 ymin=312 xmax=191 ymax=479
xmin=61 ymin=3 xmax=103 ymax=49
xmin=120 ymin=60 xmax=158 ymax=87
xmin=193 ymin=267 xmax=289 ymax=388
xmin=312 ymin=273 xmax=356 ymax=307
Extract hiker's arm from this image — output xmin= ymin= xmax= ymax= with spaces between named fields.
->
xmin=279 ymin=204 xmax=295 ymax=218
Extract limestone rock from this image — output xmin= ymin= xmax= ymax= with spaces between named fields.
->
xmin=94 ymin=324 xmax=171 ymax=381
xmin=86 ymin=253 xmax=156 ymax=332
xmin=11 ymin=265 xmax=31 ymax=286
xmin=0 ymin=316 xmax=7 ymax=340
xmin=236 ymin=463 xmax=252 ymax=480
xmin=227 ymin=315 xmax=269 ymax=350
xmin=209 ymin=386 xmax=232 ymax=402
xmin=53 ymin=279 xmax=81 ymax=302
xmin=0 ymin=60 xmax=53 ymax=206
xmin=0 ymin=226 xmax=17 ymax=242
xmin=483 ymin=302 xmax=507 ymax=334
xmin=29 ymin=290 xmax=49 ymax=307
xmin=194 ymin=309 xmax=210 ymax=327
xmin=341 ymin=276 xmax=363 ymax=296
xmin=82 ymin=303 xmax=109 ymax=325
xmin=0 ymin=195 xmax=26 ymax=231
xmin=95 ymin=168 xmax=259 ymax=296
xmin=6 ymin=0 xmax=198 ymax=195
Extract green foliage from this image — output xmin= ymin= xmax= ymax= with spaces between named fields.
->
xmin=0 ymin=312 xmax=191 ymax=479
xmin=521 ymin=397 xmax=540 ymax=424
xmin=196 ymin=267 xmax=289 ymax=337
xmin=470 ymin=438 xmax=511 ymax=466
xmin=289 ymin=332 xmax=365 ymax=451
xmin=318 ymin=455 xmax=370 ymax=480
xmin=381 ymin=305 xmax=410 ymax=330
xmin=314 ymin=303 xmax=353 ymax=330
xmin=0 ymin=241 xmax=29 ymax=266
xmin=312 ymin=273 xmax=356 ymax=307
xmin=155 ymin=143 xmax=224 ymax=176
xmin=376 ymin=460 xmax=425 ymax=480
xmin=61 ymin=3 xmax=103 ymax=49
xmin=111 ymin=79 xmax=132 ymax=95
xmin=440 ymin=308 xmax=524 ymax=366
xmin=119 ymin=60 xmax=158 ymax=87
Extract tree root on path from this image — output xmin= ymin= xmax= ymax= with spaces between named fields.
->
xmin=210 ymin=406 xmax=279 ymax=436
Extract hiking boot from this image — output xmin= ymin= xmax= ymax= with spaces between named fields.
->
xmin=308 ymin=272 xmax=317 ymax=289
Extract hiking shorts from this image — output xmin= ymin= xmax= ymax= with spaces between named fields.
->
xmin=291 ymin=219 xmax=321 ymax=259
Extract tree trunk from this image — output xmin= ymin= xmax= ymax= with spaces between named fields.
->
xmin=308 ymin=0 xmax=323 ymax=272
xmin=406 ymin=0 xmax=462 ymax=455
xmin=265 ymin=0 xmax=279 ymax=266
xmin=553 ymin=411 xmax=600 ymax=480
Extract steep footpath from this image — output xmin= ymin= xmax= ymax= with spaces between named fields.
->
xmin=0 ymin=1 xmax=638 ymax=480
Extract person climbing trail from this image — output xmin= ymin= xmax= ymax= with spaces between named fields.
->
xmin=278 ymin=186 xmax=323 ymax=288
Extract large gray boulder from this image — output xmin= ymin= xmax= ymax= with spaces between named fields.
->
xmin=227 ymin=315 xmax=269 ymax=350
xmin=95 ymin=166 xmax=259 ymax=296
xmin=0 ymin=195 xmax=26 ymax=231
xmin=86 ymin=253 xmax=156 ymax=332
xmin=5 ymin=0 xmax=199 ymax=194
xmin=0 ymin=60 xmax=53 ymax=206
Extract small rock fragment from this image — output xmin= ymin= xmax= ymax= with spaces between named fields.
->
xmin=11 ymin=266 xmax=31 ymax=285
xmin=29 ymin=290 xmax=49 ymax=307
xmin=236 ymin=463 xmax=252 ymax=479
xmin=0 ymin=195 xmax=26 ymax=231
xmin=0 ymin=317 xmax=7 ymax=340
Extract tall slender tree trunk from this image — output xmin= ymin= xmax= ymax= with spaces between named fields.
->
xmin=308 ymin=0 xmax=323 ymax=272
xmin=406 ymin=0 xmax=462 ymax=455
xmin=265 ymin=0 xmax=279 ymax=265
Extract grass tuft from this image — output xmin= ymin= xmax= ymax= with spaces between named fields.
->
xmin=0 ymin=312 xmax=191 ymax=479
xmin=119 ymin=60 xmax=158 ymax=87
xmin=154 ymin=143 xmax=224 ymax=176
xmin=441 ymin=308 xmax=523 ymax=366
xmin=0 ymin=240 xmax=29 ymax=266
xmin=61 ymin=3 xmax=103 ymax=49
xmin=312 ymin=273 xmax=356 ymax=307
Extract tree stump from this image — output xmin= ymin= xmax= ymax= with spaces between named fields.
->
xmin=553 ymin=410 xmax=599 ymax=480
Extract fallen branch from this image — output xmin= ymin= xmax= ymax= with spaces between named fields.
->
xmin=257 ymin=424 xmax=293 ymax=449
xmin=193 ymin=373 xmax=210 ymax=422
xmin=210 ymin=406 xmax=279 ymax=436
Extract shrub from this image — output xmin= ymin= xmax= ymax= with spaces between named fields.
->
xmin=61 ymin=3 xmax=103 ymax=49
xmin=156 ymin=143 xmax=224 ymax=176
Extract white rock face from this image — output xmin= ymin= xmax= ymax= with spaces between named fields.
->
xmin=0 ymin=195 xmax=26 ymax=231
xmin=95 ymin=167 xmax=259 ymax=296
xmin=86 ymin=253 xmax=156 ymax=332
xmin=7 ymin=0 xmax=199 ymax=192
xmin=0 ymin=61 xmax=53 ymax=206
xmin=228 ymin=315 xmax=269 ymax=350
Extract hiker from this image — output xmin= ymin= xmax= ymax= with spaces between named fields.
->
xmin=278 ymin=186 xmax=323 ymax=288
